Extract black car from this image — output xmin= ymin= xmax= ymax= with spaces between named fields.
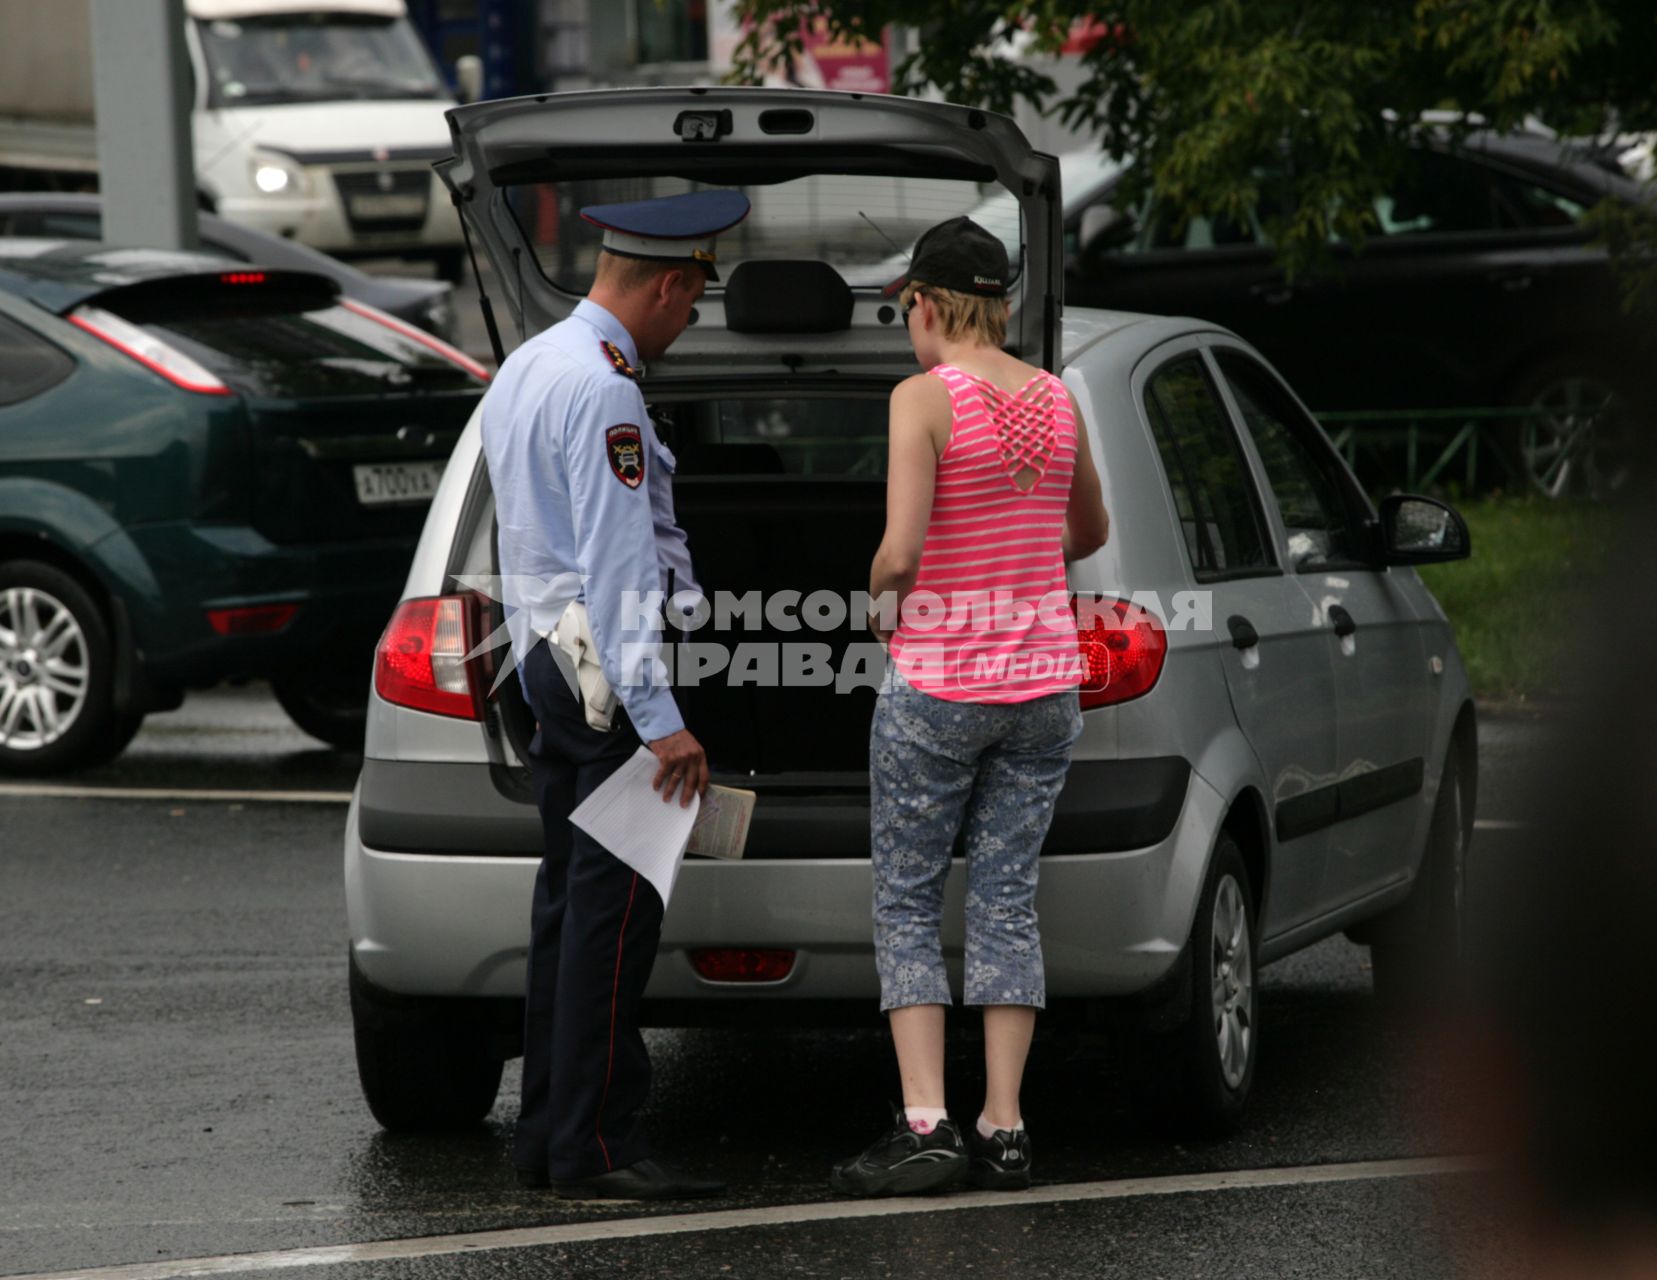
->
xmin=0 ymin=194 xmax=457 ymax=344
xmin=1061 ymin=129 xmax=1655 ymax=495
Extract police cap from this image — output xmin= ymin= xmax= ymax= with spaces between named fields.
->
xmin=580 ymin=189 xmax=751 ymax=282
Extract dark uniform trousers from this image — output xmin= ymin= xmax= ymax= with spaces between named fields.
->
xmin=512 ymin=640 xmax=665 ymax=1181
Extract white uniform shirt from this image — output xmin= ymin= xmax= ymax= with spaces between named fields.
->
xmin=480 ymin=299 xmax=698 ymax=741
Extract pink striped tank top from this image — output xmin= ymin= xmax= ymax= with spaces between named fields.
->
xmin=889 ymin=363 xmax=1083 ymax=703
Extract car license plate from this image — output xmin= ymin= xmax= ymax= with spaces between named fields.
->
xmin=348 ymin=193 xmax=428 ymax=221
xmin=353 ymin=461 xmax=444 ymax=507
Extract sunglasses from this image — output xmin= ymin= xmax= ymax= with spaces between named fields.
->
xmin=902 ymin=290 xmax=925 ymax=321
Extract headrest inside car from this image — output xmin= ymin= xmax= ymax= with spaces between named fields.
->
xmin=723 ymin=260 xmax=854 ymax=334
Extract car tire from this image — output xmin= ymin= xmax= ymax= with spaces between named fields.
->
xmin=0 ymin=560 xmax=133 ymax=774
xmin=1152 ymin=831 xmax=1259 ymax=1137
xmin=350 ymin=954 xmax=504 ymax=1133
xmin=1504 ymin=360 xmax=1640 ymax=500
xmin=271 ymin=670 xmax=368 ymax=752
xmin=1367 ymin=751 xmax=1467 ymax=1010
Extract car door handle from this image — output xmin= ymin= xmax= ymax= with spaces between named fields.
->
xmin=1227 ymin=614 xmax=1259 ymax=650
xmin=1327 ymin=604 xmax=1357 ymax=637
xmin=1248 ymin=283 xmax=1294 ymax=305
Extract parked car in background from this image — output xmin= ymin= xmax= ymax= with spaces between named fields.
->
xmin=344 ymin=88 xmax=1475 ymax=1139
xmin=1052 ymin=129 xmax=1655 ymax=497
xmin=0 ymin=194 xmax=458 ymax=344
xmin=0 ymin=240 xmax=486 ymax=771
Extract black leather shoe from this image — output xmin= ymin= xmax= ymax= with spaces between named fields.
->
xmin=552 ymin=1158 xmax=726 ymax=1201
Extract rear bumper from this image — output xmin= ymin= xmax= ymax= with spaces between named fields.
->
xmin=343 ymin=762 xmax=1226 ymax=1005
xmin=354 ymin=754 xmax=1194 ymax=857
xmin=115 ymin=522 xmax=414 ymax=685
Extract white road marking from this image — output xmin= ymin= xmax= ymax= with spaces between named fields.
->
xmin=1472 ymin=819 xmax=1526 ymax=831
xmin=5 ymin=1155 xmax=1483 ymax=1280
xmin=0 ymin=784 xmax=352 ymax=805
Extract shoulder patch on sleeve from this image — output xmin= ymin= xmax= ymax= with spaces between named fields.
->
xmin=605 ymin=423 xmax=646 ymax=488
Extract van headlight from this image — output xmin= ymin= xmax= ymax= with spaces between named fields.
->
xmin=250 ymin=150 xmax=309 ymax=197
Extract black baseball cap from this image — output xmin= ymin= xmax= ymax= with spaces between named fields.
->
xmin=882 ymin=216 xmax=1010 ymax=299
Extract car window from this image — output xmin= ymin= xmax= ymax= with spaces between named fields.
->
xmin=507 ymin=172 xmax=1023 ymax=293
xmin=1133 ymin=205 xmax=1257 ymax=253
xmin=1141 ymin=354 xmax=1274 ymax=579
xmin=1374 ymin=150 xmax=1589 ymax=236
xmin=0 ymin=313 xmax=74 ymax=407
xmin=1213 ymin=351 xmax=1367 ymax=568
xmin=3 ymin=210 xmax=104 ymax=241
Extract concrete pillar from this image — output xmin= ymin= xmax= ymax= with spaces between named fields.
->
xmin=89 ymin=0 xmax=198 ymax=249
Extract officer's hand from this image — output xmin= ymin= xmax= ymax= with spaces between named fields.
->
xmin=648 ymin=729 xmax=708 ymax=808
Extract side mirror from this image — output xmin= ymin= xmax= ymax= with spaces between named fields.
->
xmin=1078 ymin=204 xmax=1135 ymax=254
xmin=455 ymin=55 xmax=484 ymax=105
xmin=1376 ymin=494 xmax=1471 ymax=565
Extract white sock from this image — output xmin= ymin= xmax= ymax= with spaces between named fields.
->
xmin=977 ymin=1113 xmax=1024 ymax=1139
xmin=904 ymin=1106 xmax=949 ymax=1134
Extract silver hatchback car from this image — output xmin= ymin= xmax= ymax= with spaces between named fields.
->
xmin=344 ymin=88 xmax=1476 ymax=1137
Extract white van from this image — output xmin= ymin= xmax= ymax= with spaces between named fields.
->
xmin=0 ymin=0 xmax=463 ymax=275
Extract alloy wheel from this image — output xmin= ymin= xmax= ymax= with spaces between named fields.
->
xmin=1210 ymin=874 xmax=1255 ymax=1091
xmin=1520 ymin=377 xmax=1636 ymax=500
xmin=0 ymin=586 xmax=91 ymax=751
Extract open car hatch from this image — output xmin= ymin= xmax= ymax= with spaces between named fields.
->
xmin=435 ymin=87 xmax=1061 ymax=376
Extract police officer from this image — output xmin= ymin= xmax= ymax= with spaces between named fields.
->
xmin=481 ymin=189 xmax=749 ymax=1200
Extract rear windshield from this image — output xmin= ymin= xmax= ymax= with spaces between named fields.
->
xmin=127 ymin=304 xmax=477 ymax=398
xmin=507 ymin=175 xmax=1024 ymax=295
xmin=656 ymin=395 xmax=890 ymax=477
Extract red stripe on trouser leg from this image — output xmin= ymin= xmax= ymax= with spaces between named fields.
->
xmin=595 ymin=871 xmax=640 ymax=1171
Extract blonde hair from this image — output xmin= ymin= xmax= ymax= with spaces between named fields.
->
xmin=594 ymin=250 xmax=678 ymax=293
xmin=902 ymin=281 xmax=1009 ymax=347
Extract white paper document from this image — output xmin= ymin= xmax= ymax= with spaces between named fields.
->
xmin=569 ymin=746 xmax=700 ymax=907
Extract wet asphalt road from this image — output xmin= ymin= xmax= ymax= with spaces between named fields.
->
xmin=0 ymin=687 xmax=1551 ymax=1279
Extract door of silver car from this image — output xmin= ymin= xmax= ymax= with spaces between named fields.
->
xmin=1133 ymin=339 xmax=1339 ymax=937
xmin=1208 ymin=344 xmax=1432 ymax=911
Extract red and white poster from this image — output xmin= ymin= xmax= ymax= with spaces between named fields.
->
xmin=796 ymin=14 xmax=889 ymax=93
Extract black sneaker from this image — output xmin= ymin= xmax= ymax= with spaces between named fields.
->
xmin=966 ymin=1122 xmax=1032 ymax=1189
xmin=829 ymin=1106 xmax=967 ymax=1197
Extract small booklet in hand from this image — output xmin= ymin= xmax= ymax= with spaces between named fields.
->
xmin=686 ymin=784 xmax=756 ymax=860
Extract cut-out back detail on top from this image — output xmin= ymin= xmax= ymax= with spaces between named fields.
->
xmin=887 ymin=362 xmax=1081 ymax=704
xmin=942 ymin=367 xmax=1062 ymax=493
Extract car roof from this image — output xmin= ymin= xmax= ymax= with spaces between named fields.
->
xmin=0 ymin=238 xmax=324 ymax=312
xmin=0 ymin=195 xmax=450 ymax=305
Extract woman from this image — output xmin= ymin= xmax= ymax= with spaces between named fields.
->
xmin=831 ymin=216 xmax=1110 ymax=1197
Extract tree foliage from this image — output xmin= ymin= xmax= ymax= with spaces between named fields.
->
xmin=728 ymin=0 xmax=1657 ymax=278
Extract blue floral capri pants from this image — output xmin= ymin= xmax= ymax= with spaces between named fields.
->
xmin=870 ymin=670 xmax=1083 ymax=1012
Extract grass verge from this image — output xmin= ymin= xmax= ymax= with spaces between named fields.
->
xmin=1417 ymin=495 xmax=1618 ymax=703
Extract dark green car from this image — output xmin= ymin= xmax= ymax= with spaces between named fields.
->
xmin=0 ymin=241 xmax=486 ymax=771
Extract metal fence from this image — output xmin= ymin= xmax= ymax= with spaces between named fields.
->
xmin=1319 ymin=407 xmax=1526 ymax=499
xmin=1318 ymin=401 xmax=1646 ymax=501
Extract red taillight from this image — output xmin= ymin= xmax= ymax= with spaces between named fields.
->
xmin=206 ymin=603 xmax=299 ymax=636
xmin=373 ymin=596 xmax=483 ymax=720
xmin=68 ymin=305 xmax=233 ymax=396
xmin=1072 ymin=595 xmax=1168 ymax=709
xmin=339 ymin=297 xmax=491 ymax=382
xmin=219 ymin=271 xmax=267 ymax=285
xmin=689 ymin=949 xmax=797 ymax=983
